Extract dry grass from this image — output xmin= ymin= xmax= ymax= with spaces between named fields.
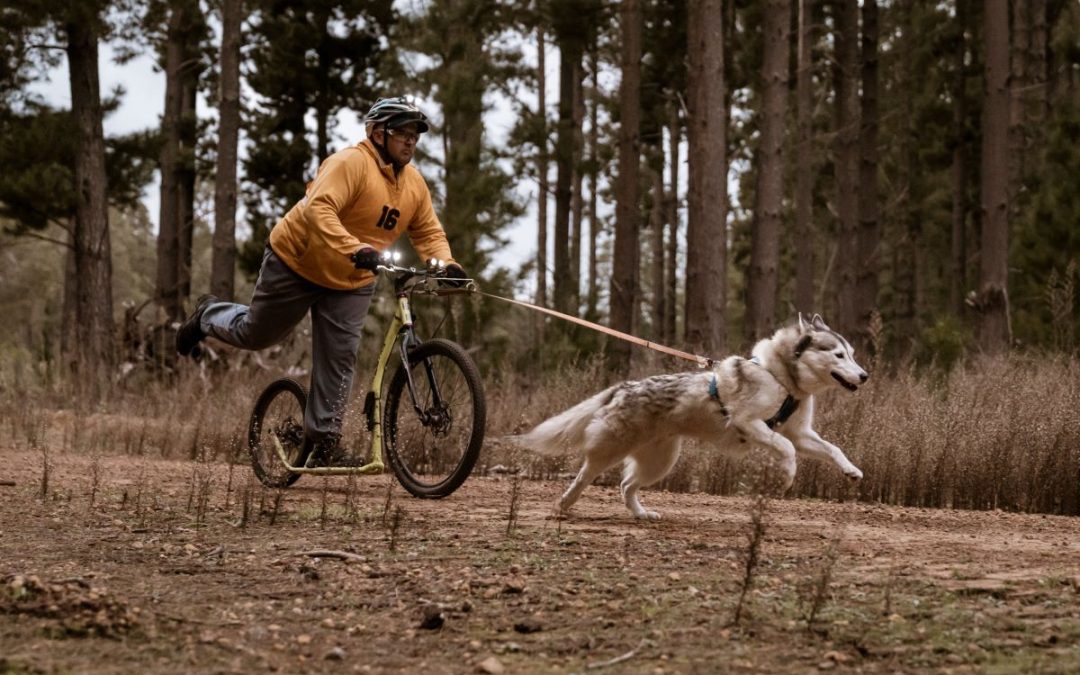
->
xmin=1 ymin=351 xmax=1078 ymax=515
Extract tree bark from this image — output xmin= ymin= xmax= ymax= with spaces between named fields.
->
xmin=156 ymin=4 xmax=183 ymax=320
xmin=894 ymin=1 xmax=918 ymax=353
xmin=609 ymin=0 xmax=642 ymax=368
xmin=832 ymin=0 xmax=859 ymax=337
xmin=66 ymin=12 xmax=115 ymax=377
xmin=569 ymin=58 xmax=585 ymax=310
xmin=685 ymin=0 xmax=727 ymax=354
xmin=585 ymin=47 xmax=600 ymax=321
xmin=746 ymin=0 xmax=790 ymax=342
xmin=212 ymin=0 xmax=242 ymax=302
xmin=1009 ymin=0 xmax=1030 ymax=206
xmin=315 ymin=8 xmax=331 ymax=164
xmin=177 ymin=44 xmax=200 ymax=311
xmin=439 ymin=2 xmax=485 ymax=344
xmin=855 ymin=0 xmax=880 ymax=356
xmin=552 ymin=20 xmax=583 ymax=314
xmin=536 ymin=25 xmax=548 ymax=310
xmin=664 ymin=103 xmax=679 ymax=344
xmin=977 ymin=0 xmax=1012 ymax=353
xmin=649 ymin=149 xmax=665 ymax=340
xmin=949 ymin=0 xmax=969 ymax=315
xmin=794 ymin=0 xmax=815 ymax=316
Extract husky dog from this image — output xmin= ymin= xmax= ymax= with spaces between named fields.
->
xmin=515 ymin=315 xmax=868 ymax=520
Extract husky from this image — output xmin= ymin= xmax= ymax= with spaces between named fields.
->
xmin=514 ymin=314 xmax=868 ymax=520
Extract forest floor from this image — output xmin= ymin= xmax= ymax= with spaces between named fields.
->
xmin=2 ymin=449 xmax=1079 ymax=674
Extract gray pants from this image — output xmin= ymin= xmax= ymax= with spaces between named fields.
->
xmin=202 ymin=246 xmax=375 ymax=444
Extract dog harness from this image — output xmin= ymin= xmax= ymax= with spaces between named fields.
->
xmin=708 ymin=357 xmax=800 ymax=429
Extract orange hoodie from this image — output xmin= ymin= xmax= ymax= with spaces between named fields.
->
xmin=268 ymin=139 xmax=456 ymax=290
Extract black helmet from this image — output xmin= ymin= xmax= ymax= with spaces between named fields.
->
xmin=364 ymin=97 xmax=430 ymax=133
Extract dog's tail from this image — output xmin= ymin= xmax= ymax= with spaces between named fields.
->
xmin=510 ymin=386 xmax=616 ymax=456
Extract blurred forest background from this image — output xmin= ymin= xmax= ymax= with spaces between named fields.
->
xmin=1 ymin=0 xmax=1079 ymax=388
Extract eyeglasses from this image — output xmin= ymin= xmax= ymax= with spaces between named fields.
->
xmin=387 ymin=128 xmax=421 ymax=144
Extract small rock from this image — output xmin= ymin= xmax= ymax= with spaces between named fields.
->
xmin=296 ymin=634 xmax=312 ymax=645
xmin=822 ymin=651 xmax=850 ymax=663
xmin=477 ymin=656 xmax=504 ymax=674
xmin=324 ymin=646 xmax=346 ymax=661
xmin=817 ymin=660 xmax=836 ymax=670
xmin=668 ymin=572 xmax=681 ymax=582
xmin=502 ymin=578 xmax=526 ymax=594
xmin=419 ymin=606 xmax=445 ymax=630
xmin=514 ymin=618 xmax=543 ymax=634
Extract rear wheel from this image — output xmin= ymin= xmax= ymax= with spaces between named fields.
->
xmin=384 ymin=339 xmax=485 ymax=498
xmin=249 ymin=378 xmax=310 ymax=488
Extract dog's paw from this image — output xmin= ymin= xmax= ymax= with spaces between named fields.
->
xmin=844 ymin=466 xmax=864 ymax=481
xmin=633 ymin=510 xmax=662 ymax=521
xmin=550 ymin=504 xmax=571 ymax=520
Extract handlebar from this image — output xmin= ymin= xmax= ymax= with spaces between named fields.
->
xmin=373 ymin=262 xmax=477 ymax=295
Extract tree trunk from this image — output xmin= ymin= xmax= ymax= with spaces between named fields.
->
xmin=569 ymin=58 xmax=585 ymax=311
xmin=536 ymin=25 xmax=548 ymax=310
xmin=585 ymin=47 xmax=600 ymax=321
xmin=177 ymin=45 xmax=200 ymax=311
xmin=60 ymin=225 xmax=78 ymax=373
xmin=832 ymin=0 xmax=859 ymax=336
xmin=949 ymin=0 xmax=969 ymax=315
xmin=977 ymin=0 xmax=1012 ymax=353
xmin=212 ymin=0 xmax=242 ymax=302
xmin=1030 ymin=0 xmax=1048 ymax=125
xmin=794 ymin=0 xmax=815 ymax=316
xmin=66 ymin=12 xmax=115 ymax=377
xmin=685 ymin=0 xmax=727 ymax=354
xmin=439 ymin=4 xmax=485 ymax=344
xmin=664 ymin=103 xmax=679 ymax=344
xmin=1009 ymin=0 xmax=1029 ymax=207
xmin=315 ymin=8 xmax=331 ymax=164
xmin=649 ymin=149 xmax=665 ymax=340
xmin=855 ymin=0 xmax=880 ymax=356
xmin=746 ymin=0 xmax=790 ymax=342
xmin=610 ymin=0 xmax=642 ymax=368
xmin=156 ymin=5 xmax=183 ymax=320
xmin=552 ymin=26 xmax=582 ymax=314
xmin=894 ymin=1 xmax=918 ymax=353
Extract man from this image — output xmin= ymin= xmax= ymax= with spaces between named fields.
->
xmin=175 ymin=97 xmax=467 ymax=466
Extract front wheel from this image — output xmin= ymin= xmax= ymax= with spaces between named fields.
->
xmin=384 ymin=339 xmax=485 ymax=498
xmin=249 ymin=378 xmax=311 ymax=488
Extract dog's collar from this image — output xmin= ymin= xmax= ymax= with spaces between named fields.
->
xmin=707 ymin=374 xmax=729 ymax=417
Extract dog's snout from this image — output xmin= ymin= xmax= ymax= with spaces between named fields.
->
xmin=859 ymin=372 xmax=869 ymax=383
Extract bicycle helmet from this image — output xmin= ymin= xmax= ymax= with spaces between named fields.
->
xmin=363 ymin=97 xmax=430 ymax=133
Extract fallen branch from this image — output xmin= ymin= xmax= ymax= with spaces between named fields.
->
xmin=586 ymin=639 xmax=648 ymax=670
xmin=0 ymin=480 xmax=16 ymax=487
xmin=292 ymin=550 xmax=366 ymax=563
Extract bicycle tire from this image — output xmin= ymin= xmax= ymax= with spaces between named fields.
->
xmin=384 ymin=338 xmax=485 ymax=498
xmin=248 ymin=378 xmax=310 ymax=488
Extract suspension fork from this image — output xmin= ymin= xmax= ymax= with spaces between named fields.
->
xmin=388 ymin=292 xmax=434 ymax=424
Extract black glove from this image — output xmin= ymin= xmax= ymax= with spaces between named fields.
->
xmin=351 ymin=246 xmax=380 ymax=271
xmin=442 ymin=263 xmax=468 ymax=288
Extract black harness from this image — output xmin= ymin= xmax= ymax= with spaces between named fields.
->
xmin=708 ymin=359 xmax=801 ymax=429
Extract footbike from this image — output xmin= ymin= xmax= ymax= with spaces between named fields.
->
xmin=247 ymin=260 xmax=485 ymax=499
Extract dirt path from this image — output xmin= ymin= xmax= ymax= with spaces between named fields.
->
xmin=2 ymin=449 xmax=1079 ymax=673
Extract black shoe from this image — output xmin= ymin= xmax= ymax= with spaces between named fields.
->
xmin=306 ymin=436 xmax=365 ymax=468
xmin=175 ymin=294 xmax=219 ymax=358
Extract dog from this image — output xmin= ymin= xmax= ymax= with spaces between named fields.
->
xmin=514 ymin=314 xmax=868 ymax=520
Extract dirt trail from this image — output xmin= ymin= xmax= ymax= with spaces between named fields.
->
xmin=2 ymin=449 xmax=1079 ymax=673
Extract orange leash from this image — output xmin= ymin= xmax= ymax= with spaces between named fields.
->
xmin=478 ymin=291 xmax=715 ymax=368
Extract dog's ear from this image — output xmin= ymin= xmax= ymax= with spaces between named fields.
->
xmin=798 ymin=312 xmax=808 ymax=332
xmin=811 ymin=314 xmax=829 ymax=331
xmin=795 ymin=334 xmax=813 ymax=358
